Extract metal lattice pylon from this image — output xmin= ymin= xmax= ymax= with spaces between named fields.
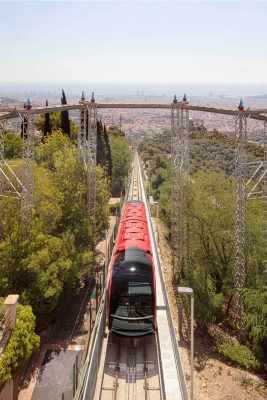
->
xmin=0 ymin=122 xmax=24 ymax=200
xmin=246 ymin=120 xmax=267 ymax=200
xmin=21 ymin=112 xmax=35 ymax=224
xmin=171 ymin=103 xmax=189 ymax=281
xmin=263 ymin=122 xmax=267 ymax=253
xmin=78 ymin=102 xmax=97 ymax=220
xmin=78 ymin=106 xmax=87 ymax=167
xmin=86 ymin=104 xmax=97 ymax=219
xmin=233 ymin=112 xmax=248 ymax=333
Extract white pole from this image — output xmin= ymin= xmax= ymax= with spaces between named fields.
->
xmin=190 ymin=295 xmax=194 ymax=400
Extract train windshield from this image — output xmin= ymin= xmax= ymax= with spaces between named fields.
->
xmin=110 ymin=249 xmax=154 ymax=334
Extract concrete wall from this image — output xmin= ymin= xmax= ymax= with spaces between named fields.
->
xmin=0 ymin=375 xmax=19 ymax=400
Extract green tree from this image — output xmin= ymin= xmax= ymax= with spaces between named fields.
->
xmin=140 ymin=128 xmax=266 ymax=364
xmin=61 ymin=89 xmax=71 ymax=137
xmin=35 ymin=129 xmax=71 ymax=170
xmin=35 ymin=113 xmax=77 ymax=141
xmin=103 ymin=124 xmax=112 ymax=178
xmin=188 ymin=170 xmax=235 ymax=294
xmin=44 ymin=99 xmax=52 ymax=137
xmin=3 ymin=132 xmax=23 ymax=159
xmin=243 ymin=286 xmax=267 ymax=361
xmin=109 ymin=133 xmax=131 ymax=196
xmin=96 ymin=120 xmax=106 ymax=168
xmin=0 ymin=130 xmax=110 ymax=325
xmin=0 ymin=304 xmax=40 ymax=387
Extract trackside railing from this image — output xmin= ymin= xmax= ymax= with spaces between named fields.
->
xmin=74 ymin=154 xmax=138 ymax=400
xmin=0 ymin=304 xmax=12 ymax=344
xmin=73 ymin=209 xmax=121 ymax=400
xmin=138 ymin=156 xmax=189 ymax=400
xmin=0 ymin=304 xmax=6 ymax=342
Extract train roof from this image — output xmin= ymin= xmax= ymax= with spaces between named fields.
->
xmin=114 ymin=247 xmax=152 ymax=268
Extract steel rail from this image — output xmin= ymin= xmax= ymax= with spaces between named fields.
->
xmin=143 ymin=341 xmax=148 ymax=400
xmin=126 ymin=339 xmax=137 ymax=400
xmin=114 ymin=340 xmax=121 ymax=400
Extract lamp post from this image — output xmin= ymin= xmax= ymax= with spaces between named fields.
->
xmin=178 ymin=286 xmax=194 ymax=400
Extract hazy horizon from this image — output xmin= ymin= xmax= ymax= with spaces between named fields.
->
xmin=1 ymin=82 xmax=267 ymax=98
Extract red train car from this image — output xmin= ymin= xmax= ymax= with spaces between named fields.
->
xmin=108 ymin=200 xmax=157 ymax=336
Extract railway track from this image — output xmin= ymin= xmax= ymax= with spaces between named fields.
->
xmin=98 ymin=334 xmax=161 ymax=400
xmin=95 ymin=153 xmax=162 ymax=400
xmin=80 ymin=151 xmax=188 ymax=400
xmin=129 ymin=153 xmax=142 ymax=201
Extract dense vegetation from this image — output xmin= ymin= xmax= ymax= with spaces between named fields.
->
xmin=139 ymin=127 xmax=267 ymax=369
xmin=0 ymin=301 xmax=40 ymax=387
xmin=0 ymin=105 xmax=131 ymax=384
xmin=1 ymin=131 xmax=110 ymax=325
xmin=109 ymin=130 xmax=131 ymax=196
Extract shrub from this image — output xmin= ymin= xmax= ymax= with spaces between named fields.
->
xmin=3 ymin=133 xmax=23 ymax=159
xmin=218 ymin=341 xmax=260 ymax=370
xmin=181 ymin=266 xmax=223 ymax=327
xmin=109 ymin=202 xmax=121 ymax=216
xmin=243 ymin=287 xmax=267 ymax=360
xmin=0 ymin=304 xmax=40 ymax=387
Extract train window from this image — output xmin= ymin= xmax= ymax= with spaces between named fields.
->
xmin=114 ymin=247 xmax=152 ymax=267
xmin=110 ymin=252 xmax=154 ymax=322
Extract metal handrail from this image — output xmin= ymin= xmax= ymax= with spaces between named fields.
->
xmin=138 ymin=154 xmax=189 ymax=400
xmin=0 ymin=307 xmax=10 ymax=341
xmin=74 ymin=198 xmax=124 ymax=400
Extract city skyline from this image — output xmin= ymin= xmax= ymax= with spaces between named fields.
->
xmin=0 ymin=1 xmax=267 ymax=85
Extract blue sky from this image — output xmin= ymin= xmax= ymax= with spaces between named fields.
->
xmin=0 ymin=1 xmax=266 ymax=84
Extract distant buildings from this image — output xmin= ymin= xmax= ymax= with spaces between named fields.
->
xmin=1 ymin=93 xmax=267 ymax=146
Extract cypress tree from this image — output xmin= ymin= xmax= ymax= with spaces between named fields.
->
xmin=103 ymin=124 xmax=113 ymax=178
xmin=44 ymin=99 xmax=52 ymax=137
xmin=20 ymin=103 xmax=27 ymax=139
xmin=96 ymin=119 xmax=106 ymax=167
xmin=61 ymin=89 xmax=71 ymax=137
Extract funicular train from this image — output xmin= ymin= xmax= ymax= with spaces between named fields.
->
xmin=108 ymin=200 xmax=157 ymax=337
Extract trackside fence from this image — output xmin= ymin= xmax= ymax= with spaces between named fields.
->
xmin=73 ymin=208 xmax=121 ymax=400
xmin=139 ymin=156 xmax=189 ymax=400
